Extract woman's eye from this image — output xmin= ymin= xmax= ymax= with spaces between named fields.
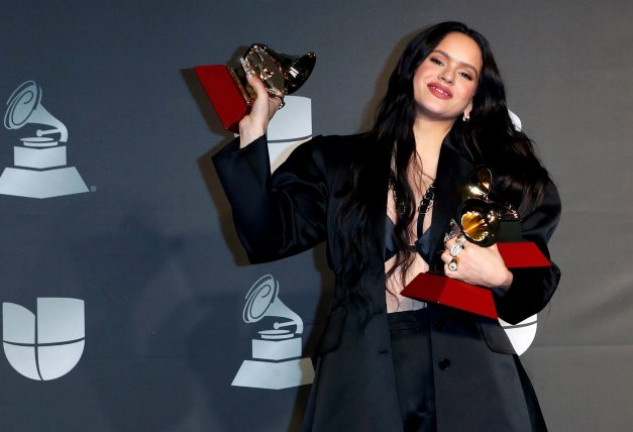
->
xmin=430 ymin=57 xmax=444 ymax=66
xmin=459 ymin=71 xmax=473 ymax=81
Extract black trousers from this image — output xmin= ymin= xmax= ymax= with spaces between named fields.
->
xmin=388 ymin=308 xmax=437 ymax=432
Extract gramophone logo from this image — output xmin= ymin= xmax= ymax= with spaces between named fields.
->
xmin=232 ymin=274 xmax=314 ymax=390
xmin=2 ymin=298 xmax=85 ymax=381
xmin=1 ymin=80 xmax=89 ymax=198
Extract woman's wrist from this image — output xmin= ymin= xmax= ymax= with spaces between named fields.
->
xmin=239 ymin=126 xmax=266 ymax=148
xmin=492 ymin=269 xmax=513 ymax=291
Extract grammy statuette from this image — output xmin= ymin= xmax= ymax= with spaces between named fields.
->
xmin=453 ymin=166 xmax=521 ymax=247
xmin=195 ymin=44 xmax=316 ymax=132
xmin=401 ymin=166 xmax=550 ymax=319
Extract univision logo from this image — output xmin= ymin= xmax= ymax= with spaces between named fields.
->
xmin=2 ymin=298 xmax=85 ymax=381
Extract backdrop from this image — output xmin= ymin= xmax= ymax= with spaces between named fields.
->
xmin=1 ymin=1 xmax=632 ymax=430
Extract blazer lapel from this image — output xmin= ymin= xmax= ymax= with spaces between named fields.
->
xmin=428 ymin=138 xmax=474 ymax=270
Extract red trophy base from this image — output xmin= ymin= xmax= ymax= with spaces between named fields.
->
xmin=401 ymin=242 xmax=551 ymax=319
xmin=401 ymin=273 xmax=499 ymax=319
xmin=497 ymin=242 xmax=550 ymax=267
xmin=194 ymin=65 xmax=249 ymax=133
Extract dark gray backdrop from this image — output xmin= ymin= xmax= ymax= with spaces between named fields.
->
xmin=1 ymin=0 xmax=631 ymax=430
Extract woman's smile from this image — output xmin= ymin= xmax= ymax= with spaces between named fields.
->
xmin=427 ymin=82 xmax=453 ymax=99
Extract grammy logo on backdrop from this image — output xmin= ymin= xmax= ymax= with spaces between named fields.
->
xmin=1 ymin=80 xmax=88 ymax=198
xmin=232 ymin=274 xmax=314 ymax=390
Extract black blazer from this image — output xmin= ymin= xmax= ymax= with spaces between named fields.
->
xmin=213 ymin=133 xmax=561 ymax=432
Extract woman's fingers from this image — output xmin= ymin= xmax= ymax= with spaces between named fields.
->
xmin=238 ymin=72 xmax=283 ymax=147
xmin=442 ymin=238 xmax=512 ymax=289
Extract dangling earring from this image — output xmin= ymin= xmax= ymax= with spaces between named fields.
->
xmin=462 ymin=113 xmax=470 ymax=122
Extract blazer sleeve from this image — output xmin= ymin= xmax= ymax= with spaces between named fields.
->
xmin=212 ymin=134 xmax=330 ymax=263
xmin=493 ymin=180 xmax=562 ymax=324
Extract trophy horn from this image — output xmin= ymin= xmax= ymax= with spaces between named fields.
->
xmin=267 ymin=48 xmax=316 ymax=94
xmin=461 ymin=166 xmax=492 ymax=201
xmin=4 ymin=80 xmax=68 ymax=143
xmin=243 ymin=44 xmax=316 ymax=95
xmin=242 ymin=274 xmax=304 ymax=335
xmin=456 ymin=166 xmax=520 ymax=247
xmin=457 ymin=198 xmax=499 ymax=247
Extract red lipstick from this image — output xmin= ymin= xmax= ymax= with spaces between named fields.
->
xmin=427 ymin=82 xmax=452 ymax=99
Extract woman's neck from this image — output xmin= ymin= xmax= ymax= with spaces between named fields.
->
xmin=412 ymin=117 xmax=455 ymax=176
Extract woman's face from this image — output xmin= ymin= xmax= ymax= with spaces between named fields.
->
xmin=413 ymin=32 xmax=482 ymax=123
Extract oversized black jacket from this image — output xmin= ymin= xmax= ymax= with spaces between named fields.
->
xmin=213 ymin=133 xmax=561 ymax=431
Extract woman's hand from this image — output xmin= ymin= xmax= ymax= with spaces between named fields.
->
xmin=238 ymin=72 xmax=284 ymax=148
xmin=441 ymin=235 xmax=513 ymax=291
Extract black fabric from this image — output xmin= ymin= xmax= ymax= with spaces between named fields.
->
xmin=514 ymin=356 xmax=548 ymax=432
xmin=385 ymin=183 xmax=434 ymax=263
xmin=389 ymin=309 xmax=437 ymax=432
xmin=415 ymin=227 xmax=432 ymax=263
xmin=384 ymin=216 xmax=432 ymax=263
xmin=385 ymin=216 xmax=398 ymax=261
xmin=212 ymin=133 xmax=561 ymax=432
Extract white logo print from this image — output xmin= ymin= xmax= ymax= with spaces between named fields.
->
xmin=1 ymin=80 xmax=88 ymax=198
xmin=500 ymin=315 xmax=537 ymax=356
xmin=232 ymin=275 xmax=315 ymax=390
xmin=2 ymin=298 xmax=85 ymax=381
xmin=266 ymin=95 xmax=312 ymax=171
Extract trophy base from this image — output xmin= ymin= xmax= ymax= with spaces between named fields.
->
xmin=231 ymin=357 xmax=314 ymax=390
xmin=498 ymin=242 xmax=550 ymax=267
xmin=0 ymin=166 xmax=89 ymax=199
xmin=402 ymin=273 xmax=498 ymax=319
xmin=194 ymin=64 xmax=249 ymax=132
xmin=401 ymin=241 xmax=551 ymax=319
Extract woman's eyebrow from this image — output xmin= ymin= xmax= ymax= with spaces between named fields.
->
xmin=433 ymin=49 xmax=479 ymax=75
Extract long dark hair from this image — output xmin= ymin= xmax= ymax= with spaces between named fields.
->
xmin=336 ymin=21 xmax=551 ymax=298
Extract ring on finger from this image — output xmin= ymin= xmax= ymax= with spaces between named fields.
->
xmin=270 ymin=94 xmax=285 ymax=109
xmin=449 ymin=243 xmax=463 ymax=257
xmin=268 ymin=90 xmax=286 ymax=109
xmin=444 ymin=230 xmax=458 ymax=243
xmin=455 ymin=235 xmax=466 ymax=247
xmin=448 ymin=258 xmax=458 ymax=272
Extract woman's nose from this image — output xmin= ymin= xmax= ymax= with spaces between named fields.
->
xmin=439 ymin=69 xmax=454 ymax=84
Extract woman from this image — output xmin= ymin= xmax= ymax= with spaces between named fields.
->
xmin=213 ymin=21 xmax=561 ymax=432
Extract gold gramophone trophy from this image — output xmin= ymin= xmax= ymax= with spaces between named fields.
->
xmin=195 ymin=44 xmax=316 ymax=132
xmin=453 ymin=166 xmax=521 ymax=246
xmin=401 ymin=166 xmax=549 ymax=319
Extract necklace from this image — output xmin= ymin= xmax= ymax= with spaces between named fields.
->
xmin=417 ymin=183 xmax=435 ymax=215
xmin=389 ymin=176 xmax=435 ymax=257
xmin=389 ymin=176 xmax=435 ymax=219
